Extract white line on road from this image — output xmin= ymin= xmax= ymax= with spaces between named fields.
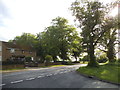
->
xmin=11 ymin=80 xmax=23 ymax=84
xmin=0 ymin=84 xmax=6 ymax=87
xmin=26 ymin=78 xmax=35 ymax=81
xmin=37 ymin=76 xmax=44 ymax=78
xmin=59 ymin=72 xmax=64 ymax=74
xmin=54 ymin=73 xmax=58 ymax=75
xmin=46 ymin=74 xmax=52 ymax=77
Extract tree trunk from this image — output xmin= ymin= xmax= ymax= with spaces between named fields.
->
xmin=107 ymin=40 xmax=116 ymax=63
xmin=88 ymin=36 xmax=98 ymax=67
xmin=75 ymin=56 xmax=77 ymax=61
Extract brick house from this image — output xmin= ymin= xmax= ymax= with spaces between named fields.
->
xmin=0 ymin=41 xmax=36 ymax=62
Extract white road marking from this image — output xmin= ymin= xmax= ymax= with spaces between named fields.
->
xmin=26 ymin=78 xmax=35 ymax=80
xmin=37 ymin=76 xmax=44 ymax=78
xmin=0 ymin=84 xmax=6 ymax=87
xmin=60 ymin=72 xmax=64 ymax=74
xmin=46 ymin=74 xmax=52 ymax=76
xmin=54 ymin=73 xmax=58 ymax=75
xmin=11 ymin=80 xmax=23 ymax=84
xmin=64 ymin=71 xmax=69 ymax=73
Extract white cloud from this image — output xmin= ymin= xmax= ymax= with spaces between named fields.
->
xmin=0 ymin=0 xmax=75 ymax=41
xmin=0 ymin=0 xmax=115 ymax=41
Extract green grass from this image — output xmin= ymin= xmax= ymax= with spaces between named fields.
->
xmin=77 ymin=64 xmax=120 ymax=84
xmin=40 ymin=65 xmax=65 ymax=68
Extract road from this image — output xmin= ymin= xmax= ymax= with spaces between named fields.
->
xmin=0 ymin=64 xmax=119 ymax=88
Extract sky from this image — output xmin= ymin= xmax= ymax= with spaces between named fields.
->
xmin=0 ymin=0 xmax=118 ymax=41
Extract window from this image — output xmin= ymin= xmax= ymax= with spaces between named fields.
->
xmin=10 ymin=48 xmax=15 ymax=53
xmin=22 ymin=50 xmax=25 ymax=53
xmin=29 ymin=51 xmax=32 ymax=54
xmin=0 ymin=46 xmax=2 ymax=51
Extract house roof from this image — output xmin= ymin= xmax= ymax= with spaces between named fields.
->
xmin=2 ymin=41 xmax=35 ymax=51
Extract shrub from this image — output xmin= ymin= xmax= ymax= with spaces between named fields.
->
xmin=61 ymin=61 xmax=73 ymax=65
xmin=97 ymin=58 xmax=108 ymax=63
xmin=45 ymin=55 xmax=53 ymax=62
xmin=72 ymin=61 xmax=80 ymax=63
xmin=81 ymin=55 xmax=89 ymax=63
xmin=117 ymin=59 xmax=120 ymax=63
xmin=45 ymin=55 xmax=53 ymax=66
xmin=25 ymin=57 xmax=31 ymax=62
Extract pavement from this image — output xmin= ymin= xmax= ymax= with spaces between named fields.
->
xmin=0 ymin=64 xmax=119 ymax=88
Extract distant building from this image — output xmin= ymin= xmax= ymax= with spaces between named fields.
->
xmin=0 ymin=41 xmax=36 ymax=61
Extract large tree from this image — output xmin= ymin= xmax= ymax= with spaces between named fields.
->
xmin=37 ymin=17 xmax=79 ymax=62
xmin=98 ymin=16 xmax=119 ymax=62
xmin=9 ymin=33 xmax=37 ymax=49
xmin=71 ymin=0 xmax=110 ymax=67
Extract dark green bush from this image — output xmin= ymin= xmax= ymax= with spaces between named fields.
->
xmin=45 ymin=55 xmax=53 ymax=66
xmin=72 ymin=61 xmax=80 ymax=63
xmin=45 ymin=55 xmax=53 ymax=62
xmin=81 ymin=55 xmax=89 ymax=63
xmin=61 ymin=61 xmax=73 ymax=65
xmin=25 ymin=57 xmax=31 ymax=62
xmin=97 ymin=58 xmax=108 ymax=63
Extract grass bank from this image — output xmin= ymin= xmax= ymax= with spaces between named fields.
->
xmin=40 ymin=65 xmax=65 ymax=68
xmin=77 ymin=64 xmax=120 ymax=84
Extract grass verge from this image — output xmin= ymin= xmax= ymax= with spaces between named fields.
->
xmin=77 ymin=64 xmax=120 ymax=84
xmin=39 ymin=65 xmax=65 ymax=68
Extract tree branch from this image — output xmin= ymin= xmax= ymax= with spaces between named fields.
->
xmin=97 ymin=47 xmax=107 ymax=53
xmin=94 ymin=29 xmax=106 ymax=46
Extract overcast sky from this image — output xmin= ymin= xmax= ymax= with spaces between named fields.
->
xmin=0 ymin=0 xmax=117 ymax=41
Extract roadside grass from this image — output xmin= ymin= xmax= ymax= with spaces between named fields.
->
xmin=77 ymin=64 xmax=120 ymax=84
xmin=80 ymin=61 xmax=88 ymax=64
xmin=39 ymin=65 xmax=65 ymax=68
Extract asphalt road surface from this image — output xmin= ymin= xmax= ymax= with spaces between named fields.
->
xmin=0 ymin=64 xmax=119 ymax=88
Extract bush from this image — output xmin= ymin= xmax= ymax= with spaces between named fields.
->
xmin=45 ymin=55 xmax=53 ymax=66
xmin=81 ymin=55 xmax=89 ymax=62
xmin=97 ymin=58 xmax=108 ymax=63
xmin=72 ymin=61 xmax=80 ymax=63
xmin=45 ymin=55 xmax=53 ymax=62
xmin=117 ymin=59 xmax=120 ymax=63
xmin=61 ymin=61 xmax=73 ymax=65
xmin=25 ymin=57 xmax=31 ymax=62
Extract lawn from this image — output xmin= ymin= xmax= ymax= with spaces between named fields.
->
xmin=77 ymin=63 xmax=120 ymax=84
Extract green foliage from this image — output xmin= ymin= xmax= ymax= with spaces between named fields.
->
xmin=45 ymin=55 xmax=53 ymax=66
xmin=117 ymin=59 xmax=120 ymax=63
xmin=37 ymin=17 xmax=80 ymax=62
xmin=71 ymin=0 xmax=112 ymax=67
xmin=98 ymin=17 xmax=118 ymax=63
xmin=45 ymin=55 xmax=53 ymax=62
xmin=9 ymin=33 xmax=37 ymax=49
xmin=97 ymin=57 xmax=108 ymax=63
xmin=82 ymin=55 xmax=89 ymax=61
xmin=25 ymin=57 xmax=31 ymax=62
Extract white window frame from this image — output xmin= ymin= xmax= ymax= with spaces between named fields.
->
xmin=10 ymin=48 xmax=15 ymax=53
